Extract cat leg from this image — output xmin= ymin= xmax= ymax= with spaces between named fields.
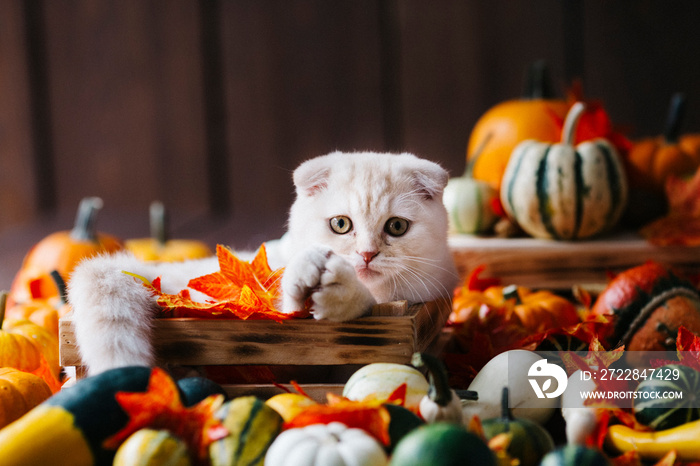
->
xmin=281 ymin=245 xmax=377 ymax=321
xmin=68 ymin=252 xmax=162 ymax=375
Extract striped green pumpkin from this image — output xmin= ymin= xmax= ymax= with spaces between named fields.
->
xmin=500 ymin=102 xmax=628 ymax=240
xmin=209 ymin=396 xmax=283 ymax=466
xmin=540 ymin=445 xmax=611 ymax=466
xmin=113 ymin=429 xmax=190 ymax=466
xmin=633 ymin=364 xmax=700 ymax=430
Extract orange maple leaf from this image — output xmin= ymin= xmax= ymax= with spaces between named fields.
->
xmin=132 ymin=244 xmax=309 ymax=321
xmin=103 ymin=367 xmax=228 ymax=464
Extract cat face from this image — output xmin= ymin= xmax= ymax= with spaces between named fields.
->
xmin=286 ymin=151 xmax=457 ymax=303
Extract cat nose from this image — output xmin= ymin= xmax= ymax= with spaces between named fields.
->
xmin=358 ymin=251 xmax=379 ymax=265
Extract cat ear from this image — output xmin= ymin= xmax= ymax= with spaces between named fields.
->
xmin=293 ymin=156 xmax=333 ymax=196
xmin=408 ymin=157 xmax=449 ymax=200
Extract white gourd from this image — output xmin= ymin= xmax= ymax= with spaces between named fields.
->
xmin=264 ymin=422 xmax=388 ymax=466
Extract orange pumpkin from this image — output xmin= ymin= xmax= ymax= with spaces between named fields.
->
xmin=466 ymin=61 xmax=569 ymax=190
xmin=125 ymin=201 xmax=212 ymax=262
xmin=8 ymin=197 xmax=123 ymax=306
xmin=0 ymin=368 xmax=53 ymax=429
xmin=5 ymin=271 xmax=70 ymax=337
xmin=451 ymin=282 xmax=580 ymax=334
xmin=0 ymin=293 xmax=42 ymax=373
xmin=626 ymin=93 xmax=700 ymax=193
xmin=1 ymin=319 xmax=60 ymax=379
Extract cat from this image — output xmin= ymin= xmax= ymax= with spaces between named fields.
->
xmin=68 ymin=151 xmax=459 ymax=375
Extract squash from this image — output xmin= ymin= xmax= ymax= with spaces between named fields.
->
xmin=462 ymin=350 xmax=558 ymax=425
xmin=265 ymin=421 xmax=388 ymax=466
xmin=0 ymin=292 xmax=42 ymax=373
xmin=480 ymin=387 xmax=555 ymax=466
xmin=605 ymin=416 xmax=700 ymax=462
xmin=209 ymin=396 xmax=283 ymax=466
xmin=626 ymin=93 xmax=700 ymax=193
xmin=466 ymin=60 xmax=569 ymax=191
xmin=343 ymin=362 xmax=429 ymax=412
xmin=7 ymin=197 xmax=123 ymax=306
xmin=540 ymin=445 xmax=611 ymax=466
xmin=590 ymin=261 xmax=700 ymax=358
xmin=176 ymin=376 xmax=228 ymax=407
xmin=265 ymin=393 xmax=318 ymax=422
xmin=113 ymin=429 xmax=191 ymax=466
xmin=0 ymin=365 xmax=153 ymax=466
xmin=5 ymin=271 xmax=70 ymax=337
xmin=0 ymin=368 xmax=53 ymax=429
xmin=383 ymin=403 xmax=424 ymax=453
xmin=633 ymin=364 xmax=700 ymax=430
xmin=389 ymin=422 xmax=496 ymax=466
xmin=411 ymin=352 xmax=463 ymax=424
xmin=444 ymin=135 xmax=500 ymax=234
xmin=125 ymin=201 xmax=213 ymax=262
xmin=500 ymin=102 xmax=628 ymax=240
xmin=1 ymin=317 xmax=60 ymax=379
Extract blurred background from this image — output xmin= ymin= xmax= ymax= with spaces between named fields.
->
xmin=1 ymin=0 xmax=700 ymax=285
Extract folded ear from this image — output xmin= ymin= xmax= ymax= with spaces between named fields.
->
xmin=407 ymin=155 xmax=449 ymax=200
xmin=293 ymin=153 xmax=338 ymax=196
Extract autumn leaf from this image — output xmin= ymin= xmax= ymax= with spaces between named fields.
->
xmin=129 ymin=244 xmax=309 ymax=321
xmin=284 ymin=394 xmax=392 ymax=446
xmin=103 ymin=367 xmax=227 ymax=464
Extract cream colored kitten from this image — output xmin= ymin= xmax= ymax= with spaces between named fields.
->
xmin=68 ymin=151 xmax=458 ymax=375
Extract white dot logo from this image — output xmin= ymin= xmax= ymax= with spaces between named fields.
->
xmin=528 ymin=358 xmax=568 ymax=399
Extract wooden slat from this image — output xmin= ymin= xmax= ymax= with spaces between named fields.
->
xmin=59 ymin=300 xmax=451 ymax=368
xmin=449 ymin=232 xmax=700 ymax=290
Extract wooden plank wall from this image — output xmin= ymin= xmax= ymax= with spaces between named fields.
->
xmin=2 ymin=0 xmax=700 ymax=251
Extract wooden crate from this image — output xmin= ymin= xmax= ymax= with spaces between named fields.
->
xmin=59 ymin=299 xmax=452 ymax=401
xmin=450 ymin=231 xmax=700 ymax=290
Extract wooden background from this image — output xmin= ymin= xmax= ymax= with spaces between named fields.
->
xmin=2 ymin=0 xmax=700 ymax=286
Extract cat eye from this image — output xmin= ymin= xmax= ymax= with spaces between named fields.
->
xmin=329 ymin=216 xmax=353 ymax=234
xmin=384 ymin=217 xmax=409 ymax=236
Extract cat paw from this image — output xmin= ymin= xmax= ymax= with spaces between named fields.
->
xmin=281 ymin=246 xmax=376 ymax=321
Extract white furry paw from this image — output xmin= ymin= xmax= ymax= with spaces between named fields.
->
xmin=281 ymin=246 xmax=376 ymax=321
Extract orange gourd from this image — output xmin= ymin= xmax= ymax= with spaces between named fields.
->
xmin=8 ymin=197 xmax=123 ymax=307
xmin=125 ymin=201 xmax=212 ymax=262
xmin=5 ymin=271 xmax=70 ymax=337
xmin=0 ymin=293 xmax=42 ymax=373
xmin=0 ymin=368 xmax=53 ymax=429
xmin=466 ymin=61 xmax=569 ymax=191
xmin=627 ymin=93 xmax=700 ymax=193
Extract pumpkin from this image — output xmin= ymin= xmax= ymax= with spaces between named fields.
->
xmin=113 ymin=429 xmax=191 ymax=466
xmin=6 ymin=271 xmax=70 ymax=337
xmin=590 ymin=261 xmax=700 ymax=357
xmin=209 ymin=396 xmax=283 ymax=466
xmin=540 ymin=445 xmax=611 ymax=466
xmin=480 ymin=388 xmax=555 ymax=466
xmin=7 ymin=197 xmax=123 ymax=306
xmin=265 ymin=422 xmax=388 ymax=466
xmin=466 ymin=61 xmax=570 ymax=191
xmin=343 ymin=362 xmax=429 ymax=412
xmin=0 ymin=292 xmax=42 ymax=373
xmin=627 ymin=93 xmax=700 ymax=193
xmin=633 ymin=364 xmax=700 ymax=431
xmin=501 ymin=102 xmax=628 ymax=240
xmin=1 ymin=318 xmax=60 ymax=379
xmin=389 ymin=422 xmax=496 ymax=466
xmin=411 ymin=352 xmax=463 ymax=424
xmin=451 ymin=283 xmax=580 ymax=335
xmin=125 ymin=201 xmax=213 ymax=262
xmin=444 ymin=135 xmax=500 ymax=234
xmin=0 ymin=368 xmax=53 ymax=429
